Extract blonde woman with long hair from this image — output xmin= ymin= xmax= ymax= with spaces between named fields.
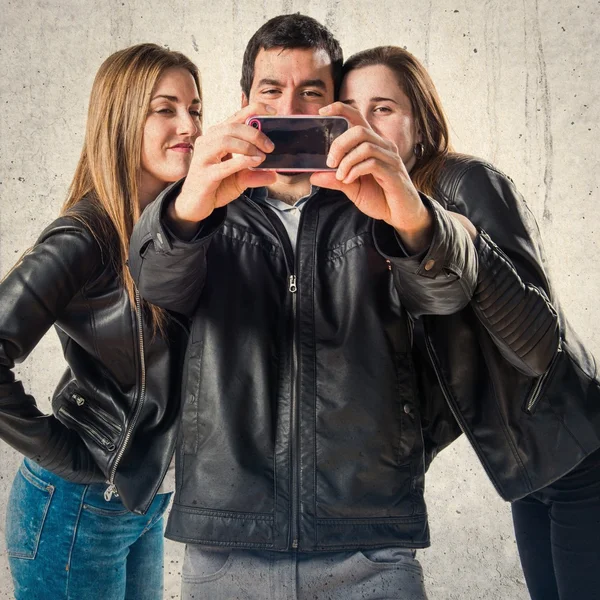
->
xmin=0 ymin=43 xmax=201 ymax=599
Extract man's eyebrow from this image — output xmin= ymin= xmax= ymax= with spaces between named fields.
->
xmin=299 ymin=79 xmax=327 ymax=89
xmin=150 ymin=94 xmax=201 ymax=104
xmin=340 ymin=97 xmax=399 ymax=105
xmin=255 ymin=78 xmax=328 ymax=89
xmin=256 ymin=79 xmax=282 ymax=88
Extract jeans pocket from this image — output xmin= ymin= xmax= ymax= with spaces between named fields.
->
xmin=181 ymin=545 xmax=233 ymax=583
xmin=6 ymin=461 xmax=55 ymax=559
xmin=357 ymin=548 xmax=422 ymax=573
xmin=82 ymin=486 xmax=131 ymax=517
xmin=82 ymin=503 xmax=131 ymax=517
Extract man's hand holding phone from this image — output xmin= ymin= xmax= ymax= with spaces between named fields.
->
xmin=168 ymin=103 xmax=277 ymax=235
xmin=311 ymin=102 xmax=434 ymax=254
xmin=244 ymin=116 xmax=349 ymax=171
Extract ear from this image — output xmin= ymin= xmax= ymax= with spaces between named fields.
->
xmin=241 ymin=92 xmax=249 ymax=108
xmin=415 ymin=124 xmax=423 ymax=144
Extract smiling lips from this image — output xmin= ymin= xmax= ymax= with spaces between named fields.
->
xmin=168 ymin=143 xmax=194 ymax=153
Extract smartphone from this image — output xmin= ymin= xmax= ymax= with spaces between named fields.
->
xmin=245 ymin=115 xmax=349 ymax=171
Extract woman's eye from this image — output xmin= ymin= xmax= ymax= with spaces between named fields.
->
xmin=374 ymin=106 xmax=392 ymax=114
xmin=190 ymin=110 xmax=202 ymax=118
xmin=156 ymin=107 xmax=173 ymax=114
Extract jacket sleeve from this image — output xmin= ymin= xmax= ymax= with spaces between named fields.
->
xmin=0 ymin=219 xmax=105 ymax=483
xmin=128 ymin=181 xmax=226 ymax=317
xmin=443 ymin=161 xmax=560 ymax=377
xmin=373 ymin=194 xmax=479 ymax=317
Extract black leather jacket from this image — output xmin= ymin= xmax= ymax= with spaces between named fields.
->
xmin=0 ymin=198 xmax=186 ymax=514
xmin=420 ymin=154 xmax=600 ymax=500
xmin=129 ymin=181 xmax=484 ymax=552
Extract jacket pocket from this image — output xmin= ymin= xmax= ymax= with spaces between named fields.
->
xmin=6 ymin=461 xmax=55 ymax=559
xmin=67 ymin=392 xmax=121 ymax=435
xmin=58 ymin=401 xmax=118 ymax=452
xmin=523 ymin=345 xmax=563 ymax=415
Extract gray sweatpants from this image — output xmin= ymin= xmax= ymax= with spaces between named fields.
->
xmin=181 ymin=545 xmax=428 ymax=600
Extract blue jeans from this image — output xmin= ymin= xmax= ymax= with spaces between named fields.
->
xmin=6 ymin=458 xmax=171 ymax=600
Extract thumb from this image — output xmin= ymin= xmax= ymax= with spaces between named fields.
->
xmin=238 ymin=170 xmax=277 ymax=190
xmin=310 ymin=172 xmax=344 ymax=191
xmin=311 ymin=172 xmax=360 ymax=201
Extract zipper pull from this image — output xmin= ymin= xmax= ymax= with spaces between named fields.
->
xmin=72 ymin=393 xmax=85 ymax=406
xmin=103 ymin=440 xmax=116 ymax=452
xmin=289 ymin=275 xmax=297 ymax=293
xmin=104 ymin=483 xmax=119 ymax=502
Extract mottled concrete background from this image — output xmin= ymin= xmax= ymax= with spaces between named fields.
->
xmin=0 ymin=0 xmax=598 ymax=598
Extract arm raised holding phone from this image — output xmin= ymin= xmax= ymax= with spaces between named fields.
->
xmin=312 ymin=102 xmax=477 ymax=254
xmin=166 ymin=103 xmax=278 ymax=238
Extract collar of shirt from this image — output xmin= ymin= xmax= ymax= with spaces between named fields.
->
xmin=247 ymin=185 xmax=319 ymax=214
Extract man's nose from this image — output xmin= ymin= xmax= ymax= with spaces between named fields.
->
xmin=277 ymin=93 xmax=302 ymax=115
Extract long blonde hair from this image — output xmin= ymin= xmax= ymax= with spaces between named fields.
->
xmin=62 ymin=43 xmax=201 ymax=332
xmin=342 ymin=46 xmax=453 ymax=197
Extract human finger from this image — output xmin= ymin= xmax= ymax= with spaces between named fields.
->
xmin=207 ymin=152 xmax=269 ymax=182
xmin=319 ymin=102 xmax=369 ymax=128
xmin=326 ymin=126 xmax=396 ymax=170
xmin=309 ymin=172 xmax=361 ymax=201
xmin=340 ymin=157 xmax=394 ymax=186
xmin=224 ymin=102 xmax=276 ymax=125
xmin=236 ymin=169 xmax=278 ymax=192
xmin=335 ymin=142 xmax=401 ymax=182
xmin=199 ymin=123 xmax=274 ymax=158
xmin=194 ymin=135 xmax=265 ymax=165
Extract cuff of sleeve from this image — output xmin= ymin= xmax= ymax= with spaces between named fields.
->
xmin=373 ymin=194 xmax=446 ymax=276
xmin=151 ymin=180 xmax=226 ymax=252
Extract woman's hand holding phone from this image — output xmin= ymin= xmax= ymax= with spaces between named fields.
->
xmin=311 ymin=102 xmax=433 ymax=254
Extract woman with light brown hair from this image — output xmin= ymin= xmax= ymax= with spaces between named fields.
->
xmin=337 ymin=45 xmax=600 ymax=600
xmin=0 ymin=43 xmax=202 ymax=598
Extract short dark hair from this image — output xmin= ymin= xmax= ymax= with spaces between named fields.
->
xmin=241 ymin=14 xmax=343 ymax=98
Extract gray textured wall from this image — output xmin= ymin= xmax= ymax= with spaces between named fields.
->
xmin=1 ymin=1 xmax=598 ymax=598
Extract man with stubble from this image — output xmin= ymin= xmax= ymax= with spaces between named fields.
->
xmin=130 ymin=14 xmax=478 ymax=600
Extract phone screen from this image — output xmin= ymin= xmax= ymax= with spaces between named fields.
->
xmin=247 ymin=116 xmax=349 ymax=171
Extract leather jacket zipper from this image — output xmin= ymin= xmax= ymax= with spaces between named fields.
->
xmin=289 ymin=275 xmax=299 ymax=549
xmin=104 ymin=287 xmax=147 ymax=501
xmin=57 ymin=406 xmax=116 ymax=452
xmin=280 ymin=232 xmax=303 ymax=551
xmin=524 ymin=344 xmax=562 ymax=414
xmin=68 ymin=393 xmax=121 ymax=436
xmin=243 ymin=194 xmax=303 ymax=549
xmin=289 ymin=275 xmax=297 ymax=293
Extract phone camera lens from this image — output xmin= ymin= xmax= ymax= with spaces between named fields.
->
xmin=250 ymin=120 xmax=259 ymax=129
